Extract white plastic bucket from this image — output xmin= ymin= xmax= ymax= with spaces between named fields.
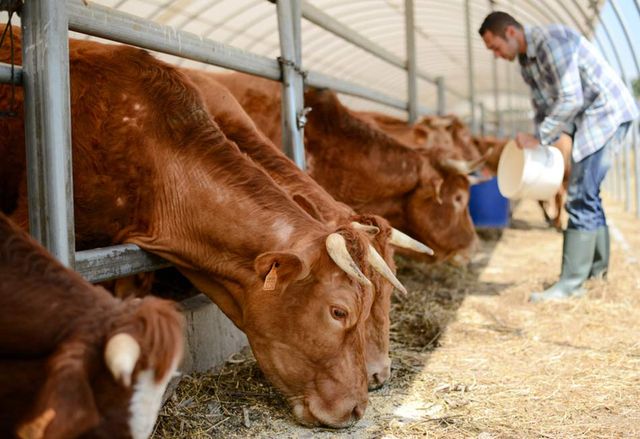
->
xmin=497 ymin=140 xmax=564 ymax=200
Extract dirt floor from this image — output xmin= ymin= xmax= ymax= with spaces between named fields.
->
xmin=152 ymin=196 xmax=640 ymax=439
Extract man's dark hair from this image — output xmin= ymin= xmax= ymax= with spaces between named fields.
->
xmin=478 ymin=11 xmax=523 ymax=38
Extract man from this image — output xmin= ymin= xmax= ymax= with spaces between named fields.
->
xmin=479 ymin=12 xmax=638 ymax=302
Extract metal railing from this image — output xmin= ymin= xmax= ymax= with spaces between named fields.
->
xmin=1 ymin=0 xmax=443 ymax=283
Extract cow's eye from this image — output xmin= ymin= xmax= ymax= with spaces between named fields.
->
xmin=331 ymin=307 xmax=348 ymax=320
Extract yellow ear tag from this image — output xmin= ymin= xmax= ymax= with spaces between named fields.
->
xmin=263 ymin=263 xmax=278 ymax=291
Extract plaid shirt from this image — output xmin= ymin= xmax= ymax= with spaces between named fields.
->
xmin=519 ymin=24 xmax=638 ymax=162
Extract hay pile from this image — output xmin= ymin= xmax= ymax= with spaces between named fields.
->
xmin=153 ymin=197 xmax=640 ymax=438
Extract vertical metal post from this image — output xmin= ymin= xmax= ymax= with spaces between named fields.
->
xmin=624 ymin=136 xmax=632 ymax=212
xmin=436 ymin=76 xmax=446 ymax=115
xmin=615 ymin=151 xmax=623 ymax=202
xmin=276 ymin=0 xmax=305 ymax=170
xmin=479 ymin=103 xmax=486 ymax=136
xmin=405 ymin=0 xmax=418 ymax=123
xmin=506 ymin=63 xmax=514 ymax=136
xmin=464 ymin=0 xmax=476 ymax=133
xmin=633 ymin=121 xmax=640 ymax=218
xmin=21 ymin=0 xmax=75 ymax=267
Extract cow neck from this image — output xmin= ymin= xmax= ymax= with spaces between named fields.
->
xmin=125 ymin=133 xmax=327 ymax=326
xmin=227 ymin=125 xmax=352 ymax=227
xmin=186 ymin=73 xmax=352 ymax=227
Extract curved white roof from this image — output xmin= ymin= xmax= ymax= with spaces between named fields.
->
xmin=85 ymin=0 xmax=608 ymax=126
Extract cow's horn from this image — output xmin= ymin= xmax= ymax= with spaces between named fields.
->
xmin=104 ymin=333 xmax=141 ymax=388
xmin=351 ymin=221 xmax=380 ymax=235
xmin=367 ymin=244 xmax=407 ymax=295
xmin=441 ymin=148 xmax=493 ymax=175
xmin=389 ymin=228 xmax=435 ymax=255
xmin=467 ymin=173 xmax=492 ymax=185
xmin=326 ymin=233 xmax=372 ymax=287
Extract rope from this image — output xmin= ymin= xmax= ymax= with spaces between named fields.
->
xmin=0 ymin=10 xmax=18 ymax=118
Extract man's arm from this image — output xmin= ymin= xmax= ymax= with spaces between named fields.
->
xmin=536 ymin=36 xmax=584 ymax=145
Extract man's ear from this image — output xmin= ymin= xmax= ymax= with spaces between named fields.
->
xmin=17 ymin=353 xmax=100 ymax=439
xmin=254 ymin=251 xmax=310 ymax=292
xmin=504 ymin=25 xmax=516 ymax=40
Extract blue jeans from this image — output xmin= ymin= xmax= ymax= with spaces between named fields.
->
xmin=565 ymin=122 xmax=631 ymax=231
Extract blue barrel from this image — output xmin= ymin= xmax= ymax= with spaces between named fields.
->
xmin=469 ymin=176 xmax=510 ymax=228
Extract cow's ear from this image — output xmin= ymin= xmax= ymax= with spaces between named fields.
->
xmin=413 ymin=125 xmax=429 ymax=145
xmin=254 ymin=251 xmax=310 ymax=291
xmin=17 ymin=353 xmax=100 ymax=439
xmin=292 ymin=194 xmax=323 ymax=222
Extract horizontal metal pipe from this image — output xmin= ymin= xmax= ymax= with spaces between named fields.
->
xmin=306 ymin=69 xmax=430 ymax=114
xmin=66 ymin=0 xmax=281 ymax=80
xmin=75 ymin=244 xmax=170 ymax=283
xmin=0 ymin=62 xmax=22 ymax=84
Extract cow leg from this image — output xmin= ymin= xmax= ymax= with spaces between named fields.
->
xmin=552 ymin=191 xmax=563 ymax=231
xmin=538 ymin=200 xmax=552 ymax=225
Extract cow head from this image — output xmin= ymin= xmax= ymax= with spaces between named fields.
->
xmin=291 ymin=193 xmax=396 ymax=391
xmin=242 ymin=227 xmax=373 ymax=427
xmin=405 ymin=157 xmax=478 ymax=266
xmin=349 ymin=215 xmax=393 ymax=390
xmin=17 ymin=297 xmax=184 ymax=439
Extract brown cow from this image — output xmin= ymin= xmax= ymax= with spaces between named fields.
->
xmin=184 ymin=69 xmax=399 ymax=390
xmin=211 ymin=72 xmax=478 ymax=265
xmin=0 ymin=212 xmax=184 ymax=439
xmin=355 ymin=111 xmax=491 ymax=182
xmin=1 ymin=32 xmax=376 ymax=427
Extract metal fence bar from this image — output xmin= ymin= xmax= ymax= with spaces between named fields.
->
xmin=436 ymin=76 xmax=446 ymax=115
xmin=22 ymin=0 xmax=75 ymax=267
xmin=75 ymin=244 xmax=170 ymax=283
xmin=66 ymin=0 xmax=281 ymax=80
xmin=464 ymin=0 xmax=476 ymax=133
xmin=276 ymin=0 xmax=305 ymax=169
xmin=405 ymin=0 xmax=418 ymax=123
xmin=306 ymin=70 xmax=429 ymax=114
xmin=61 ymin=0 xmax=436 ymax=280
xmin=0 ymin=62 xmax=21 ymax=84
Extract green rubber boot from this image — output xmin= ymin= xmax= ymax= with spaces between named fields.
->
xmin=589 ymin=226 xmax=609 ymax=280
xmin=529 ymin=229 xmax=597 ymax=303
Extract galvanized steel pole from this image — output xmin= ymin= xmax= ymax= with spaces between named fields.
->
xmin=276 ymin=0 xmax=306 ymax=170
xmin=436 ymin=76 xmax=446 ymax=116
xmin=633 ymin=121 xmax=640 ymax=218
xmin=405 ymin=0 xmax=418 ymax=123
xmin=506 ymin=64 xmax=514 ymax=136
xmin=21 ymin=0 xmax=75 ymax=267
xmin=0 ymin=62 xmax=22 ymax=84
xmin=623 ymin=128 xmax=632 ymax=211
xmin=492 ymin=58 xmax=501 ymax=136
xmin=464 ymin=0 xmax=476 ymax=133
xmin=609 ymin=0 xmax=640 ymax=213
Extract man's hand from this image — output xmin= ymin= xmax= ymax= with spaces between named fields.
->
xmin=515 ymin=132 xmax=539 ymax=149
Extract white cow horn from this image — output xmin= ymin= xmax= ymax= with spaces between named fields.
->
xmin=326 ymin=233 xmax=372 ymax=287
xmin=104 ymin=333 xmax=141 ymax=388
xmin=389 ymin=228 xmax=435 ymax=255
xmin=367 ymin=245 xmax=407 ymax=296
xmin=351 ymin=221 xmax=380 ymax=235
